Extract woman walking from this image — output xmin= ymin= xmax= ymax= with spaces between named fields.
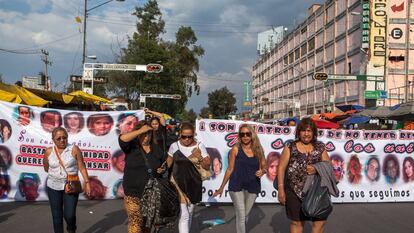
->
xmin=277 ymin=118 xmax=331 ymax=233
xmin=119 ymin=120 xmax=165 ymax=233
xmin=213 ymin=124 xmax=267 ymax=233
xmin=43 ymin=127 xmax=91 ymax=233
xmin=164 ymin=122 xmax=210 ymax=233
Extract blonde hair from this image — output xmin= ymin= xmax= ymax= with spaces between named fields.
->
xmin=236 ymin=124 xmax=265 ymax=162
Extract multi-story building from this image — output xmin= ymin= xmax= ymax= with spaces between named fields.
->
xmin=252 ymin=0 xmax=414 ymax=120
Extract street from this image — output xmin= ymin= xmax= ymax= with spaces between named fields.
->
xmin=1 ymin=200 xmax=414 ymax=233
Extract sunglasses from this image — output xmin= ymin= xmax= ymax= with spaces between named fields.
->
xmin=181 ymin=135 xmax=194 ymax=140
xmin=55 ymin=136 xmax=67 ymax=141
xmin=239 ymin=132 xmax=252 ymax=137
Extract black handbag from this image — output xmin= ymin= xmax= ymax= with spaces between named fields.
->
xmin=301 ymin=174 xmax=333 ymax=219
xmin=139 ymin=148 xmax=179 ymax=229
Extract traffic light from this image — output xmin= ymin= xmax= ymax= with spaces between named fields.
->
xmin=313 ymin=72 xmax=328 ymax=81
xmin=146 ymin=64 xmax=163 ymax=73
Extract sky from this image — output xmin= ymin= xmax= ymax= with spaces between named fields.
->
xmin=0 ymin=0 xmax=323 ymax=113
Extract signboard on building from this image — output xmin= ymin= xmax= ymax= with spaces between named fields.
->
xmin=361 ymin=0 xmax=370 ymax=49
xmin=364 ymin=90 xmax=388 ymax=99
xmin=369 ymin=0 xmax=387 ymax=62
xmin=243 ymin=81 xmax=252 ymax=107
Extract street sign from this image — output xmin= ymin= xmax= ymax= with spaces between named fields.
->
xmin=140 ymin=93 xmax=181 ymax=99
xmin=327 ymin=74 xmax=383 ymax=81
xmin=313 ymin=72 xmax=328 ymax=81
xmin=364 ymin=90 xmax=387 ymax=99
xmin=70 ymin=75 xmax=107 ymax=84
xmin=84 ymin=63 xmax=147 ymax=71
xmin=146 ymin=64 xmax=163 ymax=73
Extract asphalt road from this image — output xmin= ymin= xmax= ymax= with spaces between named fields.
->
xmin=1 ymin=200 xmax=414 ymax=233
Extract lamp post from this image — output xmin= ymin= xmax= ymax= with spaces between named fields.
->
xmin=82 ymin=0 xmax=125 ymax=65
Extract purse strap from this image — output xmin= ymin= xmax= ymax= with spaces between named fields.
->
xmin=139 ymin=146 xmax=154 ymax=179
xmin=54 ymin=146 xmax=68 ymax=176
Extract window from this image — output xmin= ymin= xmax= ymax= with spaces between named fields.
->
xmin=289 ymin=52 xmax=294 ymax=64
xmin=295 ymin=48 xmax=300 ymax=60
xmin=308 ymin=38 xmax=315 ymax=51
xmin=301 ymin=43 xmax=308 ymax=57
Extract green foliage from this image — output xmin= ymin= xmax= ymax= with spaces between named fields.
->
xmin=199 ymin=106 xmax=211 ymax=118
xmin=105 ymin=0 xmax=204 ymax=115
xmin=207 ymin=86 xmax=237 ymax=118
xmin=176 ymin=108 xmax=197 ymax=124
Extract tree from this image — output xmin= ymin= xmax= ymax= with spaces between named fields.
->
xmin=176 ymin=108 xmax=197 ymax=124
xmin=106 ymin=0 xmax=204 ymax=114
xmin=207 ymin=87 xmax=237 ymax=118
xmin=199 ymin=106 xmax=211 ymax=118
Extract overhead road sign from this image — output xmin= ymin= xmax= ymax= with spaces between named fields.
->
xmin=140 ymin=94 xmax=181 ymax=99
xmin=313 ymin=72 xmax=328 ymax=81
xmin=327 ymin=74 xmax=384 ymax=81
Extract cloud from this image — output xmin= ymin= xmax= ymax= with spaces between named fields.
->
xmin=0 ymin=0 xmax=324 ymax=114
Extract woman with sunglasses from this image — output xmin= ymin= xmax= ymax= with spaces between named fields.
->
xmin=118 ymin=120 xmax=165 ymax=233
xmin=163 ymin=122 xmax=210 ymax=233
xmin=43 ymin=127 xmax=91 ymax=233
xmin=213 ymin=124 xmax=266 ymax=233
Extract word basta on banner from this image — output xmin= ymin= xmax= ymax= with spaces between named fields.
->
xmin=197 ymin=119 xmax=414 ymax=203
xmin=0 ymin=101 xmax=144 ymax=202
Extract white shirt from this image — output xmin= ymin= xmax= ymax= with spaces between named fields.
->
xmin=47 ymin=145 xmax=79 ymax=190
xmin=168 ymin=141 xmax=208 ymax=158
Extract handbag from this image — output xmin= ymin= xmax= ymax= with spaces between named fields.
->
xmin=139 ymin=148 xmax=179 ymax=229
xmin=188 ymin=156 xmax=212 ymax=181
xmin=301 ymin=174 xmax=333 ymax=219
xmin=54 ymin=147 xmax=83 ymax=194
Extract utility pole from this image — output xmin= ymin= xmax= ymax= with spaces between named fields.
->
xmin=41 ymin=49 xmax=52 ymax=91
xmin=82 ymin=0 xmax=88 ymax=66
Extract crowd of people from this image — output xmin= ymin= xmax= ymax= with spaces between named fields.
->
xmin=34 ymin=105 xmax=342 ymax=233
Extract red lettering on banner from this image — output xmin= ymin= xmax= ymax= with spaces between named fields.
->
xmin=344 ymin=140 xmax=376 ymax=153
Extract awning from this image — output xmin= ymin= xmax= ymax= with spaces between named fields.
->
xmin=25 ymin=88 xmax=91 ymax=105
xmin=388 ymin=102 xmax=414 ymax=120
xmin=312 ymin=119 xmax=340 ymax=129
xmin=0 ymin=89 xmax=23 ymax=103
xmin=68 ymin=91 xmax=112 ymax=104
xmin=338 ymin=115 xmax=370 ymax=125
xmin=0 ymin=83 xmax=49 ymax=106
xmin=336 ymin=104 xmax=364 ymax=112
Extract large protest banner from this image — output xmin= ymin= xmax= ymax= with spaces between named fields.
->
xmin=0 ymin=101 xmax=144 ymax=202
xmin=197 ymin=119 xmax=414 ymax=203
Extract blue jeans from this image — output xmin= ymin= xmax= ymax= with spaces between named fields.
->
xmin=47 ymin=186 xmax=79 ymax=233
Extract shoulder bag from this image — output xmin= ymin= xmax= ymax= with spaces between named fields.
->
xmin=180 ymin=142 xmax=212 ymax=181
xmin=54 ymin=147 xmax=83 ymax=194
xmin=139 ymin=147 xmax=179 ymax=229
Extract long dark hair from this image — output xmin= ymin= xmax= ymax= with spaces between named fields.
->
xmin=295 ymin=118 xmax=318 ymax=145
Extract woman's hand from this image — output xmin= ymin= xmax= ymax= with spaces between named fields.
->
xmin=278 ymin=190 xmax=286 ymax=205
xmin=213 ymin=187 xmax=224 ymax=198
xmin=255 ymin=169 xmax=266 ymax=177
xmin=156 ymin=162 xmax=167 ymax=174
xmin=141 ymin=125 xmax=153 ymax=133
xmin=84 ymin=182 xmax=91 ymax=196
xmin=191 ymin=147 xmax=203 ymax=161
xmin=307 ymin=165 xmax=316 ymax=175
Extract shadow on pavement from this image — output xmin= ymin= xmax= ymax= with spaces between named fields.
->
xmin=83 ymin=209 xmax=127 ymax=233
xmin=0 ymin=213 xmax=14 ymax=223
xmin=246 ymin=205 xmax=265 ymax=232
xmin=193 ymin=204 xmax=227 ymax=231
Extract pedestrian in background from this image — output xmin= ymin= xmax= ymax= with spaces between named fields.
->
xmin=164 ymin=122 xmax=210 ymax=233
xmin=213 ymin=124 xmax=266 ymax=233
xmin=277 ymin=118 xmax=330 ymax=233
xmin=43 ymin=127 xmax=91 ymax=233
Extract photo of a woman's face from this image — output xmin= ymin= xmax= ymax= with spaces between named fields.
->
xmin=67 ymin=114 xmax=80 ymax=131
xmin=213 ymin=157 xmax=221 ymax=176
xmin=268 ymin=159 xmax=279 ymax=181
xmin=119 ymin=115 xmax=138 ymax=134
xmin=404 ymin=160 xmax=414 ymax=179
xmin=386 ymin=160 xmax=398 ymax=179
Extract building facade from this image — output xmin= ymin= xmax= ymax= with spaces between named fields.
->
xmin=252 ymin=0 xmax=414 ymax=120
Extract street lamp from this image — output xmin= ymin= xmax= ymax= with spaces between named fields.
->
xmin=82 ymin=0 xmax=125 ymax=65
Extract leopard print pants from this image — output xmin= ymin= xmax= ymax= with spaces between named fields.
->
xmin=124 ymin=196 xmax=150 ymax=233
